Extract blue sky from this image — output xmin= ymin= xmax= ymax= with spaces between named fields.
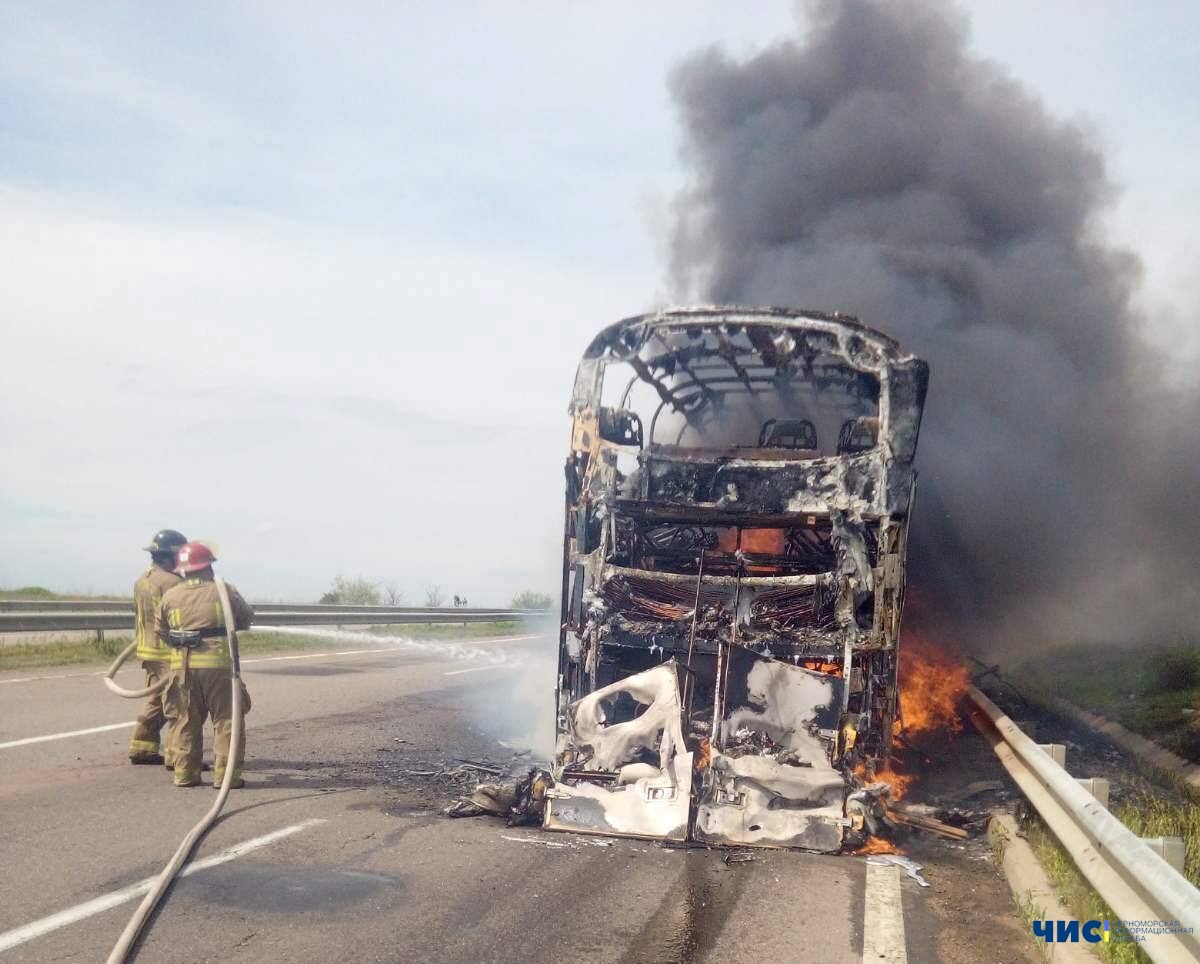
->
xmin=1 ymin=1 xmax=1197 ymax=602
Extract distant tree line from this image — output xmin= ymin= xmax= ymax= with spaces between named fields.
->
xmin=318 ymin=576 xmax=383 ymax=605
xmin=317 ymin=577 xmax=553 ymax=611
xmin=511 ymin=590 xmax=553 ymax=610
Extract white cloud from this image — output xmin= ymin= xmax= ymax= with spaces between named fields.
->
xmin=0 ymin=184 xmax=648 ymax=600
xmin=0 ymin=6 xmax=245 ymax=143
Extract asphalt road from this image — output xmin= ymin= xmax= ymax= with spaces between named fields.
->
xmin=0 ymin=630 xmax=1039 ymax=963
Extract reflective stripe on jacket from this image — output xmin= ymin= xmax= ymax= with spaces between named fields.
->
xmin=157 ymin=576 xmax=254 ymax=669
xmin=134 ymin=565 xmax=182 ymax=661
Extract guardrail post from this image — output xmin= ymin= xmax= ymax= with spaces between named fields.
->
xmin=1037 ymin=743 xmax=1067 ymax=767
xmin=97 ymin=628 xmax=105 ymax=646
xmin=1074 ymin=777 xmax=1110 ymax=809
xmin=1141 ymin=836 xmax=1186 ymax=875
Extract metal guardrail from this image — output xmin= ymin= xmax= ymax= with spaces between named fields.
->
xmin=967 ymin=685 xmax=1200 ymax=962
xmin=0 ymin=605 xmax=545 ymax=634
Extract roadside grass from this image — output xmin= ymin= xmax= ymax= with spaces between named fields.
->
xmin=1008 ymin=642 xmax=1200 ymax=961
xmin=1013 ymin=642 xmax=1200 ymax=762
xmin=0 ymin=623 xmax=535 ymax=673
xmin=1022 ymin=780 xmax=1200 ymax=964
xmin=1113 ymin=779 xmax=1200 ymax=885
xmin=0 ymin=634 xmax=132 ymax=671
xmin=1027 ymin=820 xmax=1148 ymax=964
xmin=1009 ymin=890 xmax=1050 ymax=963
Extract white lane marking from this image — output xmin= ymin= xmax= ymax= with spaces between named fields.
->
xmin=0 ymin=634 xmax=544 ymax=685
xmin=444 ymin=664 xmax=522 ymax=676
xmin=863 ymin=861 xmax=908 ymax=963
xmin=0 ymin=670 xmax=99 ymax=685
xmin=0 ymin=818 xmax=326 ymax=953
xmin=0 ymin=721 xmax=133 ymax=750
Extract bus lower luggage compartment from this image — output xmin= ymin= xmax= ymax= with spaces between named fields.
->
xmin=695 ymin=644 xmax=845 ymax=852
xmin=546 ymin=649 xmax=846 ymax=851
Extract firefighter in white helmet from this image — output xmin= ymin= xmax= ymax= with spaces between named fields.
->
xmin=156 ymin=542 xmax=253 ymax=788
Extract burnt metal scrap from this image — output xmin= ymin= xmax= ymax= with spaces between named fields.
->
xmin=548 ymin=306 xmax=929 ymax=852
xmin=446 ymin=768 xmax=552 ymax=826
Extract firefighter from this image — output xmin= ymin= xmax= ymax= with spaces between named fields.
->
xmin=129 ymin=529 xmax=187 ymax=765
xmin=157 ymin=542 xmax=254 ymax=788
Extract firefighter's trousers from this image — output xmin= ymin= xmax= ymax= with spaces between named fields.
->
xmin=129 ymin=660 xmax=173 ymax=762
xmin=164 ymin=666 xmax=251 ymax=786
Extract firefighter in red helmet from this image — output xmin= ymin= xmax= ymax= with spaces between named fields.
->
xmin=156 ymin=542 xmax=254 ymax=788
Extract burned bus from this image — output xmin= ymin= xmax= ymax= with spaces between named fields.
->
xmin=546 ymin=306 xmax=928 ymax=852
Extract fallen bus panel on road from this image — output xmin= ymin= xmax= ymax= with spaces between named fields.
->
xmin=550 ymin=306 xmax=929 ymax=851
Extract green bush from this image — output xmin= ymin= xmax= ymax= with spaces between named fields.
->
xmin=318 ymin=576 xmax=381 ymax=605
xmin=511 ymin=590 xmax=553 ymax=610
xmin=1158 ymin=651 xmax=1200 ymax=692
xmin=0 ymin=585 xmax=57 ymax=598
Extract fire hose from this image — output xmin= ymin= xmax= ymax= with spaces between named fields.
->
xmin=102 ymin=577 xmax=245 ymax=964
xmin=103 ymin=642 xmax=168 ymax=699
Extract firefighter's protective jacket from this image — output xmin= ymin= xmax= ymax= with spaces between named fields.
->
xmin=156 ymin=575 xmax=254 ymax=669
xmin=134 ymin=564 xmax=182 ymax=661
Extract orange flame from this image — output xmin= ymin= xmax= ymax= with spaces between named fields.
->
xmin=799 ymin=659 xmax=843 ymax=676
xmin=896 ymin=635 xmax=970 ymax=737
xmin=873 ymin=764 xmax=914 ymax=802
xmin=854 ymin=761 xmax=915 ymax=802
xmin=853 ymin=836 xmax=903 ymax=855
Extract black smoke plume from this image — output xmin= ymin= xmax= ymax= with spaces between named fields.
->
xmin=669 ymin=0 xmax=1198 ymax=651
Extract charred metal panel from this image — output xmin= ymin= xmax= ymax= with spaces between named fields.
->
xmin=645 ymin=453 xmax=888 ymax=516
xmin=545 ymin=663 xmax=692 ymax=841
xmin=695 ymin=646 xmax=845 ymax=851
xmin=554 ymin=306 xmax=928 ymax=850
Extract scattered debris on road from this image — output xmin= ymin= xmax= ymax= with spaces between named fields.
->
xmin=888 ymin=805 xmax=973 ymax=840
xmin=455 ymin=759 xmax=504 ymax=775
xmin=500 ymin=834 xmax=572 ymax=849
xmin=444 ymin=768 xmax=551 ymax=826
xmin=868 ymin=853 xmax=930 ymax=887
xmin=723 ymin=850 xmax=755 ymax=864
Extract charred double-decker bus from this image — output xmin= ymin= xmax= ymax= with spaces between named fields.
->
xmin=547 ymin=306 xmax=929 ymax=852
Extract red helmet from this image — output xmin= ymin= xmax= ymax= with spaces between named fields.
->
xmin=175 ymin=541 xmax=217 ymax=574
